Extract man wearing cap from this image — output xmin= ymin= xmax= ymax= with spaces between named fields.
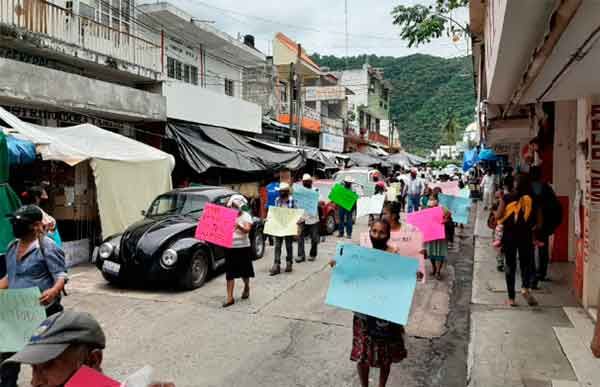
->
xmin=2 ymin=310 xmax=175 ymax=387
xmin=1 ymin=205 xmax=67 ymax=387
xmin=338 ymin=176 xmax=356 ymax=239
xmin=270 ymin=182 xmax=297 ymax=276
xmin=296 ymin=174 xmax=320 ymax=263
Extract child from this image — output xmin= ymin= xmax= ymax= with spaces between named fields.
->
xmin=490 ymin=192 xmax=505 ymax=272
xmin=425 ymin=193 xmax=449 ymax=280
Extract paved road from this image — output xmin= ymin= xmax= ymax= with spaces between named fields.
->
xmin=17 ymin=218 xmax=474 ymax=387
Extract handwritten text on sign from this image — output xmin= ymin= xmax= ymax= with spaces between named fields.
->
xmin=406 ymin=206 xmax=446 ymax=242
xmin=195 ymin=203 xmax=239 ymax=248
xmin=293 ymin=185 xmax=320 ymax=216
xmin=0 ymin=288 xmax=46 ymax=352
xmin=438 ymin=194 xmax=471 ymax=224
xmin=264 ymin=207 xmax=304 ymax=237
xmin=326 ymin=243 xmax=419 ymax=325
xmin=356 ymin=194 xmax=385 ymax=218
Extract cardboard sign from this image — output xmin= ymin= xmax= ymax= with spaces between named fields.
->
xmin=360 ymin=225 xmax=426 ymax=283
xmin=264 ymin=207 xmax=304 ymax=237
xmin=438 ymin=194 xmax=471 ymax=224
xmin=356 ymin=194 xmax=386 ymax=218
xmin=326 ymin=243 xmax=419 ymax=325
xmin=328 ymin=183 xmax=359 ymax=211
xmin=459 ymin=187 xmax=471 ymax=198
xmin=0 ymin=288 xmax=46 ymax=352
xmin=430 ymin=181 xmax=460 ymax=196
xmin=386 ymin=183 xmax=401 ymax=202
xmin=406 ymin=206 xmax=446 ymax=242
xmin=195 ymin=203 xmax=239 ymax=248
xmin=65 ymin=366 xmax=120 ymax=387
xmin=293 ymin=185 xmax=320 ymax=216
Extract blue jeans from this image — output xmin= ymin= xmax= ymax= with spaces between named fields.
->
xmin=338 ymin=207 xmax=353 ymax=237
xmin=408 ymin=194 xmax=421 ymax=213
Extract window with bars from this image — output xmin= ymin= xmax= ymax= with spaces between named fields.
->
xmin=167 ymin=57 xmax=176 ymax=79
xmin=167 ymin=57 xmax=199 ymax=86
xmin=225 ymin=79 xmax=234 ymax=96
xmin=190 ymin=66 xmax=199 ymax=85
xmin=183 ymin=64 xmax=191 ymax=83
xmin=175 ymin=61 xmax=183 ymax=80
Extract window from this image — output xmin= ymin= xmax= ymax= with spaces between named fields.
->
xmin=225 ymin=79 xmax=234 ymax=96
xmin=183 ymin=64 xmax=190 ymax=83
xmin=376 ymin=119 xmax=380 ymax=133
xmin=167 ymin=57 xmax=176 ymax=79
xmin=175 ymin=61 xmax=182 ymax=80
xmin=190 ymin=66 xmax=198 ymax=85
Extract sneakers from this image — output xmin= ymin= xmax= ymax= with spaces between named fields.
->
xmin=269 ymin=264 xmax=281 ymax=276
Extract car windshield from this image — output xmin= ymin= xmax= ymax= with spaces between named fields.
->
xmin=146 ymin=194 xmax=209 ymax=217
xmin=313 ymin=181 xmax=333 ymax=202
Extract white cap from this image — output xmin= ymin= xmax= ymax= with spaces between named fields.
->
xmin=343 ymin=176 xmax=354 ymax=183
xmin=302 ymin=173 xmax=312 ymax=181
xmin=227 ymin=194 xmax=247 ymax=209
xmin=278 ymin=182 xmax=291 ymax=191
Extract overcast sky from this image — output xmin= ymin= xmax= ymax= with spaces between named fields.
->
xmin=170 ymin=0 xmax=470 ymax=58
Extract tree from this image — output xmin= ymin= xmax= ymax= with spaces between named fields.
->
xmin=391 ymin=0 xmax=469 ymax=48
xmin=441 ymin=113 xmax=460 ymax=145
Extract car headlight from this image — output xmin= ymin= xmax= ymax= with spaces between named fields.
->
xmin=98 ymin=243 xmax=114 ymax=259
xmin=161 ymin=249 xmax=178 ymax=267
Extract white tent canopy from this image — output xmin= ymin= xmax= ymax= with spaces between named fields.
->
xmin=0 ymin=107 xmax=174 ymax=238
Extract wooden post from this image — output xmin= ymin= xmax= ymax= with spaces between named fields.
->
xmin=592 ymin=287 xmax=600 ymax=358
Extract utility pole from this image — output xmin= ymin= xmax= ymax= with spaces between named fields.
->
xmin=344 ymin=0 xmax=349 ymax=69
xmin=288 ymin=62 xmax=295 ymax=144
xmin=296 ymin=43 xmax=303 ymax=147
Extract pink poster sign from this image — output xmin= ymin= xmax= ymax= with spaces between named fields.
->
xmin=430 ymin=181 xmax=460 ymax=196
xmin=406 ymin=206 xmax=446 ymax=242
xmin=66 ymin=366 xmax=120 ymax=387
xmin=195 ymin=203 xmax=239 ymax=248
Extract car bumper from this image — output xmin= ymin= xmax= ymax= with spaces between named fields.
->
xmin=96 ymin=256 xmax=180 ymax=283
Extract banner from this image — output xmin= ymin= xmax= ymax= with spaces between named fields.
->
xmin=0 ymin=288 xmax=46 ymax=352
xmin=430 ymin=181 xmax=460 ymax=196
xmin=264 ymin=207 xmax=304 ymax=237
xmin=325 ymin=243 xmax=419 ymax=325
xmin=406 ymin=206 xmax=446 ymax=242
xmin=293 ymin=185 xmax=319 ymax=216
xmin=195 ymin=203 xmax=238 ymax=248
xmin=356 ymin=194 xmax=385 ymax=218
xmin=328 ymin=184 xmax=359 ymax=211
xmin=438 ymin=194 xmax=471 ymax=224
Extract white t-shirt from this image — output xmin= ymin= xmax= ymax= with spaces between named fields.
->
xmin=232 ymin=212 xmax=253 ymax=248
xmin=481 ymin=175 xmax=495 ymax=191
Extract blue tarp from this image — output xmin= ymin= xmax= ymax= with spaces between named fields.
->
xmin=478 ymin=148 xmax=498 ymax=161
xmin=6 ymin=135 xmax=36 ymax=165
xmin=463 ymin=149 xmax=478 ymax=172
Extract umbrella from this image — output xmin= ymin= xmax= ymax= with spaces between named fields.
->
xmin=0 ymin=131 xmax=22 ymax=253
xmin=478 ymin=148 xmax=498 ymax=162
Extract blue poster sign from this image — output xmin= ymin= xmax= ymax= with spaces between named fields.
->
xmin=438 ymin=193 xmax=471 ymax=224
xmin=293 ymin=185 xmax=319 ymax=216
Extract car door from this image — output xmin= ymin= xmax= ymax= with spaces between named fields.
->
xmin=210 ymin=194 xmax=234 ymax=262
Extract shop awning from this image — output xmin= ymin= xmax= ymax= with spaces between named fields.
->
xmin=347 ymin=152 xmax=386 ymax=167
xmin=166 ymin=121 xmax=305 ymax=175
xmin=0 ymin=107 xmax=174 ymax=239
xmin=0 ymin=131 xmax=21 ymax=253
xmin=248 ymin=138 xmax=339 ymax=170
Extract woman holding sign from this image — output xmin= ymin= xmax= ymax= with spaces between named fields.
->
xmin=330 ymin=219 xmax=407 ymax=387
xmin=222 ymin=195 xmax=255 ymax=308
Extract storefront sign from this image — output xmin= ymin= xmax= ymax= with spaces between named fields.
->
xmin=320 ymin=132 xmax=344 ymax=153
xmin=2 ymin=105 xmax=125 ymax=130
xmin=304 ymin=86 xmax=346 ymax=102
xmin=590 ymin=105 xmax=600 ymax=211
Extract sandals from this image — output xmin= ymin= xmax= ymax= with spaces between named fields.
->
xmin=241 ymin=289 xmax=250 ymax=300
xmin=222 ymin=300 xmax=235 ymax=308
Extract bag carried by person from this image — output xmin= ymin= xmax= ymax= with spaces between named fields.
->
xmin=487 ymin=211 xmax=497 ymax=230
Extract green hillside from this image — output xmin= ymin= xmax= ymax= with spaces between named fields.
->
xmin=311 ymin=53 xmax=476 ymax=154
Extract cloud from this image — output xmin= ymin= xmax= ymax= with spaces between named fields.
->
xmin=169 ymin=0 xmax=470 ymax=58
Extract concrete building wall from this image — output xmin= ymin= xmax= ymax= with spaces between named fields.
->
xmin=553 ymin=101 xmax=578 ymax=260
xmin=483 ymin=0 xmax=508 ymax=101
xmin=340 ymin=69 xmax=368 ymax=110
xmin=204 ymin=54 xmax=244 ymax=97
xmin=162 ymin=81 xmax=261 ymax=134
xmin=0 ymin=57 xmax=166 ymax=121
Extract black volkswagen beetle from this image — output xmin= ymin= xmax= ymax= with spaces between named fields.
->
xmin=93 ymin=186 xmax=266 ymax=290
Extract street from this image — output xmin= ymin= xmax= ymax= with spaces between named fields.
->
xmin=17 ymin=217 xmax=473 ymax=387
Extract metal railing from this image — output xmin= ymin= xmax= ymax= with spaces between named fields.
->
xmin=0 ymin=0 xmax=161 ymax=73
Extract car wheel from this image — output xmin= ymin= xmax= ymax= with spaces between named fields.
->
xmin=325 ymin=213 xmax=336 ymax=235
xmin=253 ymin=228 xmax=265 ymax=259
xmin=180 ymin=249 xmax=210 ymax=290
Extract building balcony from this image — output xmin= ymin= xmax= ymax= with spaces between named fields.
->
xmin=321 ymin=116 xmax=344 ymax=137
xmin=163 ymin=81 xmax=262 ymax=134
xmin=368 ymin=131 xmax=389 ymax=146
xmin=0 ymin=0 xmax=162 ymax=80
xmin=277 ymin=102 xmax=321 ymax=133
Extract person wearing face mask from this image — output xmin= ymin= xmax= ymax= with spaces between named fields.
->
xmin=21 ymin=184 xmax=60 ymax=246
xmin=338 ymin=176 xmax=356 ymax=239
xmin=1 ymin=310 xmax=175 ymax=387
xmin=329 ymin=220 xmax=407 ymax=387
xmin=296 ymin=174 xmax=320 ymax=264
xmin=0 ymin=205 xmax=68 ymax=387
xmin=424 ymin=194 xmax=450 ymax=281
xmin=269 ymin=183 xmax=297 ymax=276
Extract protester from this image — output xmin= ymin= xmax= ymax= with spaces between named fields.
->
xmin=338 ymin=176 xmax=355 ymax=239
xmin=1 ymin=310 xmax=175 ymax=387
xmin=20 ymin=184 xmax=60 ymax=246
xmin=398 ymin=179 xmax=407 ymax=212
xmin=480 ymin=169 xmax=496 ymax=210
xmin=491 ymin=191 xmax=505 ymax=272
xmin=530 ymin=166 xmax=562 ymax=288
xmin=329 ymin=219 xmax=407 ymax=387
xmin=382 ymin=202 xmax=426 ymax=282
xmin=222 ymin=195 xmax=255 ymax=308
xmin=0 ymin=205 xmax=68 ymax=387
xmin=270 ymin=183 xmax=296 ymax=276
xmin=297 ymin=174 xmax=320 ymax=263
xmin=495 ymin=174 xmax=540 ymax=307
xmin=425 ymin=194 xmax=449 ymax=280
xmin=406 ymin=169 xmax=424 ymax=213
xmin=420 ymin=186 xmax=432 ymax=209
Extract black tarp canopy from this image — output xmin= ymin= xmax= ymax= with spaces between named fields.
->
xmin=247 ymin=139 xmax=339 ymax=170
xmin=166 ymin=122 xmax=305 ymax=176
xmin=347 ymin=152 xmax=387 ymax=167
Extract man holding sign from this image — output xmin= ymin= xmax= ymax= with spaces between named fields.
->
xmin=296 ymin=175 xmax=321 ymax=263
xmin=329 ymin=177 xmax=358 ymax=239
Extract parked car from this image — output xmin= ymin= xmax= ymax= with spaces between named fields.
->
xmin=332 ymin=167 xmax=382 ymax=196
xmin=93 ymin=186 xmax=266 ymax=290
xmin=312 ymin=179 xmax=357 ymax=235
